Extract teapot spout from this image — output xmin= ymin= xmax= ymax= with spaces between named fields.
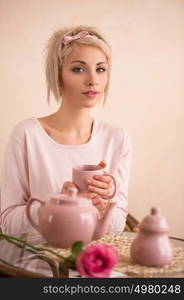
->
xmin=93 ymin=202 xmax=116 ymax=240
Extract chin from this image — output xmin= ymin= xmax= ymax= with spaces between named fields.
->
xmin=82 ymin=100 xmax=100 ymax=108
xmin=81 ymin=96 xmax=102 ymax=108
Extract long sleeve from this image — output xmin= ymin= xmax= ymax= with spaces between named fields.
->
xmin=0 ymin=129 xmax=38 ymax=236
xmin=0 ymin=118 xmax=132 ymax=237
xmin=108 ymin=131 xmax=132 ymax=234
xmin=0 ymin=117 xmax=131 ymax=275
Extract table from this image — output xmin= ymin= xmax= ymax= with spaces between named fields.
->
xmin=110 ymin=232 xmax=184 ymax=278
xmin=0 ymin=231 xmax=184 ymax=278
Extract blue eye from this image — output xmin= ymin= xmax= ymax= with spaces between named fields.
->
xmin=71 ymin=67 xmax=84 ymax=73
xmin=71 ymin=67 xmax=107 ymax=73
xmin=97 ymin=67 xmax=106 ymax=72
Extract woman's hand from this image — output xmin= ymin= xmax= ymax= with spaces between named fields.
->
xmin=61 ymin=159 xmax=115 ymax=216
xmin=91 ymin=196 xmax=110 ymax=215
xmin=86 ymin=173 xmax=115 ymax=198
xmin=86 ymin=174 xmax=115 ymax=215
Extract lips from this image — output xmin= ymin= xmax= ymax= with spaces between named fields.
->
xmin=82 ymin=90 xmax=99 ymax=95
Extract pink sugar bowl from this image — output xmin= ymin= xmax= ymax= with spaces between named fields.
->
xmin=130 ymin=207 xmax=173 ymax=267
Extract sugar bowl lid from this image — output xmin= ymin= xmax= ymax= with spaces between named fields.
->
xmin=139 ymin=207 xmax=169 ymax=232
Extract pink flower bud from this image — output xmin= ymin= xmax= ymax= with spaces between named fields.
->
xmin=75 ymin=243 xmax=118 ymax=278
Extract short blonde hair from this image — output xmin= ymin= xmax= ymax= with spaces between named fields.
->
xmin=43 ymin=25 xmax=111 ymax=104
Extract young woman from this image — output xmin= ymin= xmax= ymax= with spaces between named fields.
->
xmin=0 ymin=26 xmax=132 ymax=243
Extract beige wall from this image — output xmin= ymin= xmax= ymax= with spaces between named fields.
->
xmin=0 ymin=0 xmax=183 ymax=238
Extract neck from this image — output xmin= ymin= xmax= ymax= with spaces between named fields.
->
xmin=52 ymin=102 xmax=93 ymax=135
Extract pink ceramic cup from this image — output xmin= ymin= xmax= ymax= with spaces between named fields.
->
xmin=72 ymin=164 xmax=116 ymax=199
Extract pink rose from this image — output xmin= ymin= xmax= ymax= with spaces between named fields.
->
xmin=75 ymin=243 xmax=118 ymax=278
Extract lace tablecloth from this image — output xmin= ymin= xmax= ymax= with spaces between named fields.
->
xmin=46 ymin=234 xmax=184 ymax=278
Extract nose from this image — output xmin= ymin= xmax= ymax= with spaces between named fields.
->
xmin=85 ymin=70 xmax=99 ymax=87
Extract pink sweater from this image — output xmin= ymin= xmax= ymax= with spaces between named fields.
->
xmin=0 ymin=117 xmax=132 ymax=238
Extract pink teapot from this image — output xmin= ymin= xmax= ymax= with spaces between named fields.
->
xmin=130 ymin=207 xmax=173 ymax=266
xmin=26 ymin=188 xmax=116 ymax=249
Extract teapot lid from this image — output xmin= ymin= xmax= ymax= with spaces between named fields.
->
xmin=139 ymin=207 xmax=169 ymax=232
xmin=49 ymin=187 xmax=93 ymax=206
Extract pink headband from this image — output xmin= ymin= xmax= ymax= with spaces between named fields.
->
xmin=63 ymin=30 xmax=95 ymax=45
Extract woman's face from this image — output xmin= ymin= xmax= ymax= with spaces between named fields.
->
xmin=61 ymin=44 xmax=108 ymax=109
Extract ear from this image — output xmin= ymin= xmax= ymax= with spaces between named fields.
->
xmin=58 ymin=71 xmax=63 ymax=95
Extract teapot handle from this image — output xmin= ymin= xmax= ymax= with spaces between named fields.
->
xmin=26 ymin=197 xmax=45 ymax=231
xmin=101 ymin=174 xmax=117 ymax=200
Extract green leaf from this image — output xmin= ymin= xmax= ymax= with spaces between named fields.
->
xmin=71 ymin=241 xmax=83 ymax=256
xmin=65 ymin=241 xmax=83 ymax=268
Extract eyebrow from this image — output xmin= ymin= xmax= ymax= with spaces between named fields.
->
xmin=71 ymin=60 xmax=107 ymax=65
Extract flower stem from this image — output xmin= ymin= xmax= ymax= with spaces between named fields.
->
xmin=0 ymin=233 xmax=65 ymax=262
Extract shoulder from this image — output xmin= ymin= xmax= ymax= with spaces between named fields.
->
xmin=3 ymin=118 xmax=38 ymax=158
xmin=95 ymin=120 xmax=131 ymax=144
xmin=9 ymin=117 xmax=38 ymax=141
xmin=95 ymin=120 xmax=132 ymax=156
